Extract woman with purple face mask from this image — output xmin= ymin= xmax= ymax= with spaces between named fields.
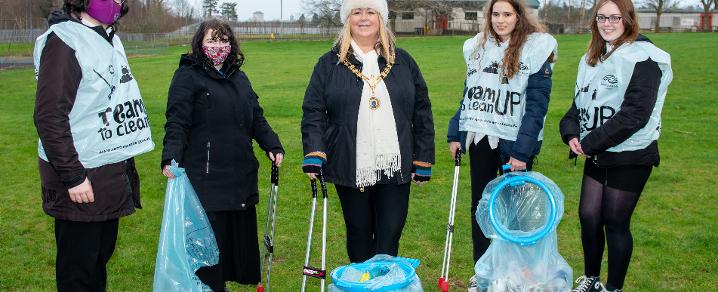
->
xmin=161 ymin=19 xmax=284 ymax=292
xmin=33 ymin=0 xmax=153 ymax=291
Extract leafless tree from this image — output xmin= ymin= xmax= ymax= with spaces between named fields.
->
xmin=173 ymin=0 xmax=195 ymax=21
xmin=0 ymin=0 xmax=194 ymax=32
xmin=640 ymin=0 xmax=678 ymax=32
xmin=700 ymin=0 xmax=715 ymax=31
xmin=302 ymin=0 xmax=341 ymax=34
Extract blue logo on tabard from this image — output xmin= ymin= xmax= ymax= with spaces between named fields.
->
xmin=601 ymin=75 xmax=619 ymax=88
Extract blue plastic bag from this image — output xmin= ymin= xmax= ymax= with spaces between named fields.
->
xmin=329 ymin=254 xmax=423 ymax=292
xmin=474 ymin=171 xmax=572 ymax=291
xmin=153 ymin=161 xmax=219 ymax=292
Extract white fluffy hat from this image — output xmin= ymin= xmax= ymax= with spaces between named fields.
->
xmin=340 ymin=0 xmax=389 ymax=24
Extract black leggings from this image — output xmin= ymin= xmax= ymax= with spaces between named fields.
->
xmin=579 ymin=161 xmax=652 ymax=289
xmin=469 ymin=138 xmax=534 ymax=262
xmin=335 ymin=183 xmax=410 ymax=263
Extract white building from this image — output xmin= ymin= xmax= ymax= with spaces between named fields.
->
xmin=390 ymin=0 xmax=540 ymax=34
xmin=637 ymin=8 xmax=718 ymax=32
xmin=252 ymin=11 xmax=265 ymax=22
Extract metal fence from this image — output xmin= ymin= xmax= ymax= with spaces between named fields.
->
xmin=1 ymin=19 xmax=714 ymax=65
xmin=0 ymin=22 xmax=344 ymax=59
xmin=0 ymin=23 xmax=344 ymax=42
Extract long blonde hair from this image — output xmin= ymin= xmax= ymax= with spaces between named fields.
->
xmin=335 ymin=11 xmax=396 ymax=64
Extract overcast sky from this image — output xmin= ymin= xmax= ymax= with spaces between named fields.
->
xmin=190 ymin=0 xmax=305 ymax=21
xmin=189 ymin=0 xmax=707 ymax=22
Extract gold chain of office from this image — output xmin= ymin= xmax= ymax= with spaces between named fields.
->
xmin=341 ymin=56 xmax=394 ymax=110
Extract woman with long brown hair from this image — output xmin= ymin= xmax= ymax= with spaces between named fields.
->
xmin=446 ymin=0 xmax=556 ymax=288
xmin=301 ymin=0 xmax=434 ymax=263
xmin=560 ymin=0 xmax=672 ymax=291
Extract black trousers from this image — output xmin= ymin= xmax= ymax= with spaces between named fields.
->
xmin=469 ymin=138 xmax=534 ymax=262
xmin=335 ymin=183 xmax=410 ymax=263
xmin=54 ymin=218 xmax=119 ymax=292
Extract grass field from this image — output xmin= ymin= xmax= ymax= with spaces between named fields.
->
xmin=1 ymin=33 xmax=717 ymax=291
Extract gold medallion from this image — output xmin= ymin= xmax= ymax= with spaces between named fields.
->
xmin=369 ymin=95 xmax=381 ymax=110
xmin=339 ymin=55 xmax=394 ymax=112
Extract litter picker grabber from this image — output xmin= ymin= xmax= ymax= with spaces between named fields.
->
xmin=257 ymin=165 xmax=279 ymax=292
xmin=301 ymin=171 xmax=329 ymax=292
xmin=438 ymin=151 xmax=462 ymax=292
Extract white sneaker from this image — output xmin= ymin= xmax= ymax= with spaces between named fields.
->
xmin=572 ymin=275 xmax=603 ymax=292
xmin=467 ymin=275 xmax=478 ymax=292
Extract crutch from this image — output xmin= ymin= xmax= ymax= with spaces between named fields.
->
xmin=257 ymin=165 xmax=279 ymax=292
xmin=438 ymin=151 xmax=462 ymax=292
xmin=301 ymin=171 xmax=328 ymax=292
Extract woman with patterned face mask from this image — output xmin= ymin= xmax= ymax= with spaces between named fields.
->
xmin=560 ymin=1 xmax=672 ymax=291
xmin=33 ymin=0 xmax=153 ymax=291
xmin=301 ymin=0 xmax=435 ymax=263
xmin=161 ymin=19 xmax=284 ymax=291
xmin=446 ymin=0 xmax=556 ymax=289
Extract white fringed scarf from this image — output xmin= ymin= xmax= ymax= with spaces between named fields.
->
xmin=351 ymin=40 xmax=401 ymax=188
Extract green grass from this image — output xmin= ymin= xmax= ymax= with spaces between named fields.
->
xmin=0 ymin=42 xmax=35 ymax=57
xmin=1 ymin=33 xmax=717 ymax=291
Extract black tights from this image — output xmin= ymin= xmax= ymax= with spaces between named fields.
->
xmin=579 ymin=175 xmax=642 ymax=290
xmin=469 ymin=138 xmax=534 ymax=262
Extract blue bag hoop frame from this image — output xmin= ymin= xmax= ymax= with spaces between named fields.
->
xmin=488 ymin=174 xmax=557 ymax=246
xmin=331 ymin=260 xmax=416 ymax=291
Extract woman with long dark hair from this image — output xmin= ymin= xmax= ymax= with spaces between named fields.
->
xmin=33 ymin=0 xmax=154 ymax=291
xmin=560 ymin=0 xmax=672 ymax=291
xmin=161 ymin=19 xmax=284 ymax=291
xmin=446 ymin=0 xmax=556 ymax=289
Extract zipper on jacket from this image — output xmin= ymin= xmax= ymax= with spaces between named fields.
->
xmin=206 ymin=141 xmax=211 ymax=174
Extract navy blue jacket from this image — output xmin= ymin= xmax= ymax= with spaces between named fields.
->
xmin=447 ymin=60 xmax=553 ymax=162
xmin=301 ymin=47 xmax=435 ymax=187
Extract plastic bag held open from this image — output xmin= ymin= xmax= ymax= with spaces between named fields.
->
xmin=153 ymin=160 xmax=219 ymax=292
xmin=473 ymin=171 xmax=573 ymax=291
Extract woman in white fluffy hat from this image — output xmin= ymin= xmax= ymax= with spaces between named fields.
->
xmin=301 ymin=0 xmax=435 ymax=262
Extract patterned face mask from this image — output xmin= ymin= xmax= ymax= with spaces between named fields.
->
xmin=202 ymin=45 xmax=231 ymax=67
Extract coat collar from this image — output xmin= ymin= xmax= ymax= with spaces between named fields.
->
xmin=330 ymin=45 xmax=401 ymax=66
xmin=179 ymin=54 xmax=239 ymax=79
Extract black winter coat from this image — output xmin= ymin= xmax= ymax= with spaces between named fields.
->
xmin=301 ymin=47 xmax=435 ymax=187
xmin=559 ymin=36 xmax=662 ymax=167
xmin=162 ymin=55 xmax=283 ymax=211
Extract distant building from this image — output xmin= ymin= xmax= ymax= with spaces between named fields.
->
xmin=637 ymin=8 xmax=718 ymax=32
xmin=252 ymin=11 xmax=265 ymax=22
xmin=390 ymin=0 xmax=541 ymax=34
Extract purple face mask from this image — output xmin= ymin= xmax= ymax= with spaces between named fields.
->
xmin=87 ymin=0 xmax=122 ymax=25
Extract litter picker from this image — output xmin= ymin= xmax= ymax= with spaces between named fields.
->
xmin=438 ymin=152 xmax=462 ymax=292
xmin=301 ymin=171 xmax=329 ymax=292
xmin=257 ymin=165 xmax=279 ymax=292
